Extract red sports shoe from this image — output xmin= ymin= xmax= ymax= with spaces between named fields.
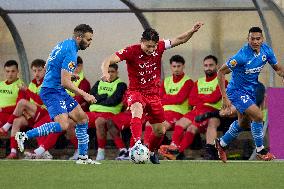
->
xmin=214 ymin=138 xmax=227 ymax=163
xmin=6 ymin=152 xmax=17 ymax=159
xmin=0 ymin=127 xmax=8 ymax=136
xmin=256 ymin=149 xmax=276 ymax=161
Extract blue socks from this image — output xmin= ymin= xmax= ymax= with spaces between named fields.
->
xmin=26 ymin=122 xmax=62 ymax=138
xmin=75 ymin=122 xmax=89 ymax=156
xmin=251 ymin=121 xmax=264 ymax=148
xmin=220 ymin=120 xmax=244 ymax=147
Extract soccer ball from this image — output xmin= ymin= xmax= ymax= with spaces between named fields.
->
xmin=129 ymin=143 xmax=150 ymax=164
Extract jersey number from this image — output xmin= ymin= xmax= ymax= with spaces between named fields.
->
xmin=240 ymin=95 xmax=250 ymax=103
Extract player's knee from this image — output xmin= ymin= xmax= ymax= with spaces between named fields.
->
xmin=152 ymin=125 xmax=165 ymax=136
xmin=175 ymin=118 xmax=190 ymax=129
xmin=186 ymin=125 xmax=198 ymax=134
xmin=130 ymin=102 xmax=143 ymax=118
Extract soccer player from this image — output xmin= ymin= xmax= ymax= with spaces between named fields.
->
xmin=66 ymin=56 xmax=91 ymax=112
xmin=215 ymin=27 xmax=284 ymax=162
xmin=101 ymin=22 xmax=203 ymax=164
xmin=0 ymin=60 xmax=25 ymax=129
xmin=144 ymin=55 xmax=194 ymax=146
xmin=16 ymin=24 xmax=98 ymax=164
xmin=159 ymin=55 xmax=225 ymax=160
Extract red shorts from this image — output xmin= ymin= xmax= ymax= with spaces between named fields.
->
xmin=0 ymin=112 xmax=10 ymax=127
xmin=27 ymin=106 xmax=49 ymax=126
xmin=86 ymin=112 xmax=115 ymax=128
xmin=164 ymin=111 xmax=183 ymax=130
xmin=126 ymin=91 xmax=165 ymax=124
xmin=183 ymin=106 xmax=217 ymax=133
xmin=33 ymin=114 xmax=52 ymax=128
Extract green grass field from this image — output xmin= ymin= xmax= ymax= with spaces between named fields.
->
xmin=0 ymin=160 xmax=283 ymax=189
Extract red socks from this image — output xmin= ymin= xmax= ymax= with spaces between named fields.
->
xmin=130 ymin=117 xmax=142 ymax=142
xmin=178 ymin=131 xmax=195 ymax=153
xmin=171 ymin=125 xmax=184 ymax=146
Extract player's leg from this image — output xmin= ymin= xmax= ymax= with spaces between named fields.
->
xmin=170 ymin=117 xmax=191 ymax=147
xmin=204 ymin=117 xmax=221 ymax=160
xmin=0 ymin=112 xmax=10 ymax=135
xmin=106 ymin=111 xmax=131 ymax=160
xmin=106 ymin=119 xmax=128 ymax=160
xmin=1 ymin=99 xmax=37 ymax=133
xmin=7 ymin=116 xmax=29 ymax=159
xmin=245 ymin=104 xmax=275 ymax=160
xmin=95 ymin=116 xmax=107 ymax=160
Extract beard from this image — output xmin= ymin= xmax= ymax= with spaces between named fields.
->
xmin=205 ymin=70 xmax=216 ymax=77
xmin=78 ymin=40 xmax=88 ymax=50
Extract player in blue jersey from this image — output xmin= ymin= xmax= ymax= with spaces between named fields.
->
xmin=215 ymin=27 xmax=284 ymax=162
xmin=15 ymin=24 xmax=99 ymax=164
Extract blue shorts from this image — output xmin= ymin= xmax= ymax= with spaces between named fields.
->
xmin=227 ymin=89 xmax=255 ymax=114
xmin=39 ymin=87 xmax=78 ymax=120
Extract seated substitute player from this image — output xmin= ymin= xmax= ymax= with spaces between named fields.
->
xmin=0 ymin=60 xmax=24 ymax=130
xmin=1 ymin=59 xmax=59 ymax=159
xmin=215 ymin=27 xmax=284 ymax=162
xmin=87 ymin=63 xmax=127 ymax=160
xmin=66 ymin=56 xmax=91 ymax=112
xmin=143 ymin=54 xmax=194 ymax=146
xmin=159 ymin=55 xmax=225 ymax=160
xmin=15 ymin=24 xmax=98 ymax=164
xmin=101 ymin=22 xmax=203 ymax=164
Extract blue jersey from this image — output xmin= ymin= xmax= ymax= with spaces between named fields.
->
xmin=42 ymin=38 xmax=78 ymax=89
xmin=226 ymin=43 xmax=277 ymax=97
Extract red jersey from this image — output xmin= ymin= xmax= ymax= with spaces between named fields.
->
xmin=116 ymin=40 xmax=169 ymax=95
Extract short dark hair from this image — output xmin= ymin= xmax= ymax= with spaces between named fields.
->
xmin=170 ymin=55 xmax=185 ymax=65
xmin=73 ymin=24 xmax=93 ymax=37
xmin=141 ymin=28 xmax=159 ymax=43
xmin=31 ymin=59 xmax=45 ymax=68
xmin=77 ymin=56 xmax=83 ymax=65
xmin=4 ymin=60 xmax=18 ymax=69
xmin=203 ymin=55 xmax=218 ymax=64
xmin=109 ymin=63 xmax=118 ymax=71
xmin=249 ymin=27 xmax=262 ymax=34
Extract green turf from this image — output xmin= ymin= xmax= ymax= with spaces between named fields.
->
xmin=0 ymin=160 xmax=283 ymax=189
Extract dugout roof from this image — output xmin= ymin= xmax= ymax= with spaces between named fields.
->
xmin=0 ymin=0 xmax=283 ymax=87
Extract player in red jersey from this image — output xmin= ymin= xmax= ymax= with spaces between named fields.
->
xmin=101 ymin=22 xmax=203 ymax=164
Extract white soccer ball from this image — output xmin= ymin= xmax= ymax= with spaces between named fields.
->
xmin=129 ymin=143 xmax=150 ymax=164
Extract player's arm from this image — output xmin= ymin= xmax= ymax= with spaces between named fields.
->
xmin=271 ymin=64 xmax=284 ymax=78
xmin=101 ymin=54 xmax=121 ymax=82
xmin=61 ymin=69 xmax=96 ymax=104
xmin=170 ymin=22 xmax=203 ymax=48
xmin=217 ymin=64 xmax=232 ymax=109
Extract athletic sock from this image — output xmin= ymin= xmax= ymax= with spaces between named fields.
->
xmin=178 ymin=131 xmax=195 ymax=153
xmin=171 ymin=125 xmax=184 ymax=146
xmin=75 ymin=122 xmax=89 ymax=156
xmin=220 ymin=120 xmax=243 ymax=147
xmin=130 ymin=117 xmax=142 ymax=142
xmin=26 ymin=122 xmax=62 ymax=138
xmin=251 ymin=121 xmax=264 ymax=151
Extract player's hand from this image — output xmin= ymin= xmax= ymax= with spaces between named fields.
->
xmin=71 ymin=74 xmax=80 ymax=82
xmin=222 ymin=96 xmax=232 ymax=114
xmin=19 ymin=84 xmax=27 ymax=91
xmin=83 ymin=93 xmax=97 ymax=104
xmin=101 ymin=73 xmax=110 ymax=82
xmin=191 ymin=22 xmax=204 ymax=33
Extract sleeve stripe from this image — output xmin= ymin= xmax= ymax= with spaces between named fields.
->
xmin=164 ymin=39 xmax=171 ymax=50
